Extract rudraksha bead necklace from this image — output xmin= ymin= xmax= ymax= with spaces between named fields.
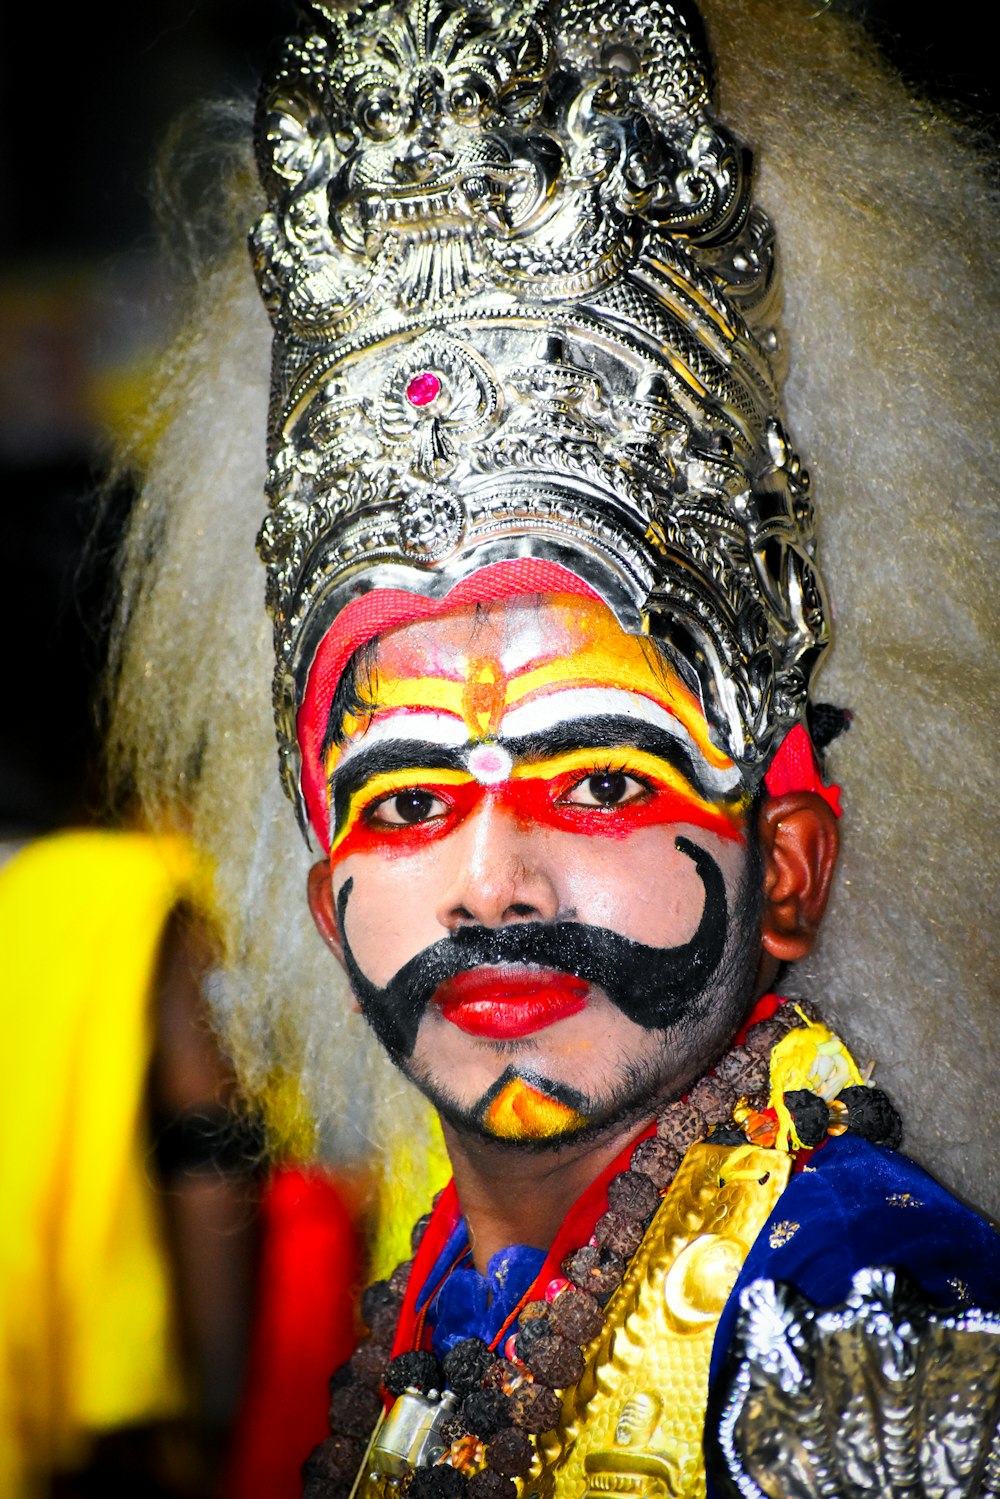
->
xmin=306 ymin=1000 xmax=901 ymax=1497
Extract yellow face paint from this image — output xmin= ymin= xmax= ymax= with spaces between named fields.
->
xmin=331 ymin=595 xmax=729 ymax=772
xmin=324 ymin=594 xmax=748 ymax=860
xmin=483 ymin=1077 xmax=588 ymax=1140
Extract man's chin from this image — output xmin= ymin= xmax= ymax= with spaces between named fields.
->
xmin=407 ymin=1060 xmax=671 ymax=1154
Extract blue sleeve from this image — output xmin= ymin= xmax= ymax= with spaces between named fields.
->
xmin=705 ymin=1134 xmax=1000 ymax=1497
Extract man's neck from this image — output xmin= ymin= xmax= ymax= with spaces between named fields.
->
xmin=440 ymin=1117 xmax=649 ymax=1274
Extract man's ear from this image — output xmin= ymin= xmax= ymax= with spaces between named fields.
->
xmin=307 ymin=859 xmax=344 ymax=964
xmin=758 ymin=792 xmax=839 ymax=963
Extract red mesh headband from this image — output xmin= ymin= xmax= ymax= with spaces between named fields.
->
xmin=298 ymin=561 xmax=600 ymax=845
xmin=297 ymin=558 xmax=841 ymax=850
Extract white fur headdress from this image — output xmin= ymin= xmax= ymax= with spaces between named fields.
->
xmin=106 ymin=0 xmax=1000 ymax=1220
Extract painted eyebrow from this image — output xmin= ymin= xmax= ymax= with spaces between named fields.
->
xmin=501 ymin=715 xmax=720 ymax=800
xmin=330 ymin=715 xmax=730 ymax=836
xmin=330 ymin=741 xmax=467 ymax=834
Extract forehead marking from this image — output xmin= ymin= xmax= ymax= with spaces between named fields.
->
xmin=330 ymin=688 xmax=739 ymax=801
xmin=467 ymin=743 xmax=514 ymax=784
xmin=330 ymin=621 xmax=733 ymax=783
xmin=463 ymin=657 xmax=505 ymax=739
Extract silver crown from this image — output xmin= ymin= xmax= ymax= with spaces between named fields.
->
xmin=252 ymin=0 xmax=830 ymax=816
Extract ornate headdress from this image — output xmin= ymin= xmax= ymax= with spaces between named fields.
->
xmin=251 ymin=0 xmax=830 ymax=837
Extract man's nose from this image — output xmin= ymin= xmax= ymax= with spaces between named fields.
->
xmin=435 ymin=796 xmax=561 ymax=930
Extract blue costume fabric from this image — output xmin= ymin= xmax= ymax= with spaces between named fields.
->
xmin=416 ymin=1135 xmax=1000 ymax=1474
xmin=709 ymin=1133 xmax=1000 ymax=1387
xmin=416 ymin=1229 xmax=546 ymax=1358
xmin=704 ymin=1135 xmax=1000 ymax=1496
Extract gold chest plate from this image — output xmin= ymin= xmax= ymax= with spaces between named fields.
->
xmin=533 ymin=1142 xmax=789 ymax=1499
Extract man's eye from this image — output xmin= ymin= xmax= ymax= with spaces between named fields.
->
xmin=368 ymin=789 xmax=447 ymax=825
xmin=562 ymin=771 xmax=646 ymax=807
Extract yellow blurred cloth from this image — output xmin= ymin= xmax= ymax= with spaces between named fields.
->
xmin=0 ymin=829 xmax=199 ymax=1495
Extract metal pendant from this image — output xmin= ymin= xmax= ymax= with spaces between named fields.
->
xmin=370 ymin=1387 xmax=458 ymax=1477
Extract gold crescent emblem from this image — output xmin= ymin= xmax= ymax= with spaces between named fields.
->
xmin=662 ymin=1233 xmax=748 ymax=1330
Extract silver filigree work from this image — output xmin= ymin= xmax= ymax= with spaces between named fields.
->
xmin=708 ymin=1267 xmax=1000 ymax=1497
xmin=252 ymin=0 xmax=831 ymax=821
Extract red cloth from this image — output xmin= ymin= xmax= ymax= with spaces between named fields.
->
xmin=389 ymin=1121 xmax=657 ymax=1380
xmin=222 ymin=1167 xmax=362 ymax=1499
xmin=764 ymin=722 xmax=841 ymax=817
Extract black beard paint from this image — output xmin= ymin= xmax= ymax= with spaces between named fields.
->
xmin=336 ymin=836 xmax=728 ymax=1062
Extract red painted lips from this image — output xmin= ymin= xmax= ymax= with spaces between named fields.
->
xmin=434 ymin=966 xmax=588 ymax=1039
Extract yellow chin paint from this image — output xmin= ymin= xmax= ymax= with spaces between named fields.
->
xmin=484 ymin=1078 xmax=588 ymax=1140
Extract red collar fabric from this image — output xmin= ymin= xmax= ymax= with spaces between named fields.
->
xmin=388 ymin=992 xmax=792 ymax=1371
xmin=389 ymin=1121 xmax=656 ymax=1367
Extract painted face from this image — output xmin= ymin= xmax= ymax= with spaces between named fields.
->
xmin=320 ymin=594 xmax=762 ymax=1146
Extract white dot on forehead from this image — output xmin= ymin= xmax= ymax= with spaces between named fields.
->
xmin=467 ymin=742 xmax=513 ymax=785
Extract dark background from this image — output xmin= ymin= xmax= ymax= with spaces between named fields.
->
xmin=0 ymin=0 xmax=994 ymax=837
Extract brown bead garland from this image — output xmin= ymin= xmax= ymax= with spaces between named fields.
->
xmin=467 ymin=1471 xmax=515 ymax=1499
xmin=305 ymin=1001 xmax=899 ymax=1499
xmin=328 ymin=1382 xmax=381 ymax=1437
xmin=481 ymin=1357 xmax=520 ymax=1392
xmin=656 ymin=1098 xmax=706 ymax=1151
xmin=606 ymin=1167 xmax=659 ymax=1219
xmin=349 ymin=1337 xmax=392 ymax=1389
xmin=506 ymin=1381 xmax=561 ymax=1432
xmin=687 ymin=1074 xmax=737 ymax=1120
xmin=628 ymin=1135 xmax=682 ymax=1187
xmin=593 ymin=1207 xmax=645 ymax=1258
xmin=523 ymin=1331 xmax=585 ymax=1389
xmin=389 ymin=1258 xmax=414 ymax=1298
xmin=484 ymin=1427 xmax=533 ymax=1476
xmin=548 ymin=1287 xmax=603 ymax=1344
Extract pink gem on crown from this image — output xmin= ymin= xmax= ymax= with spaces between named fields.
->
xmin=405 ymin=370 xmax=441 ymax=407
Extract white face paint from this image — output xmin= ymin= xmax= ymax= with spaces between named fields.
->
xmin=318 ymin=595 xmax=761 ymax=1147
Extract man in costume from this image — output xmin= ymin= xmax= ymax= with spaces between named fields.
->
xmin=106 ymin=0 xmax=1000 ymax=1492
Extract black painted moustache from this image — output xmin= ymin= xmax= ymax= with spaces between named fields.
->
xmin=336 ymin=837 xmax=728 ymax=1062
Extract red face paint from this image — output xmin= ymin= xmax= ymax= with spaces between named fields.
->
xmin=331 ymin=766 xmax=744 ymax=865
xmin=434 ymin=966 xmax=589 ymax=1039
